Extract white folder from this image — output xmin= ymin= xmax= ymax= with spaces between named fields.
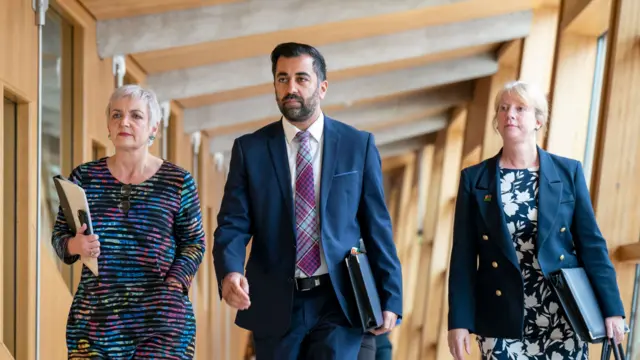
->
xmin=52 ymin=175 xmax=99 ymax=276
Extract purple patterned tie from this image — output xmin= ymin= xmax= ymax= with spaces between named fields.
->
xmin=294 ymin=131 xmax=321 ymax=276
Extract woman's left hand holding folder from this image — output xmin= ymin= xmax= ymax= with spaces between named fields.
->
xmin=68 ymin=223 xmax=101 ymax=258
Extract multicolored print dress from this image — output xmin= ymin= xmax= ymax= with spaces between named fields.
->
xmin=51 ymin=158 xmax=206 ymax=359
xmin=476 ymin=167 xmax=588 ymax=360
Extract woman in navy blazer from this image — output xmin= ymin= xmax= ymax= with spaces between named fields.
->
xmin=446 ymin=81 xmax=626 ymax=360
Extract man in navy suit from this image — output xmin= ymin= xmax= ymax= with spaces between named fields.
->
xmin=213 ymin=42 xmax=403 ymax=360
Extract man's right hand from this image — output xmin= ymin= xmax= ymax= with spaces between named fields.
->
xmin=222 ymin=272 xmax=251 ymax=310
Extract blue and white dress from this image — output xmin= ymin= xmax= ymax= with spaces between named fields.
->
xmin=476 ymin=167 xmax=588 ymax=360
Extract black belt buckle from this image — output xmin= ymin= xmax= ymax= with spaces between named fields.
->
xmin=295 ymin=275 xmax=322 ymax=291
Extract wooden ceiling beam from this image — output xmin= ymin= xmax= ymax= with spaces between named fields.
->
xmin=129 ymin=0 xmax=536 ymax=73
xmin=207 ymin=85 xmax=466 ymax=153
xmin=146 ymin=11 xmax=531 ymax=102
xmin=79 ymin=0 xmax=242 ymax=20
xmin=96 ymin=0 xmax=461 ymax=57
xmin=184 ymin=54 xmax=498 ymax=133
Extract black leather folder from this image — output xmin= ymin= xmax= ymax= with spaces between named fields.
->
xmin=550 ymin=267 xmax=628 ymax=343
xmin=345 ymin=248 xmax=383 ymax=332
xmin=550 ymin=267 xmax=606 ymax=342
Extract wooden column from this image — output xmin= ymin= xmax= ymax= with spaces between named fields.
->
xmin=519 ymin=6 xmax=561 ymax=95
xmin=167 ymin=102 xmax=185 ymax=165
xmin=417 ymin=131 xmax=445 ymax=359
xmin=468 ymin=40 xmax=524 ymax=161
xmin=545 ymin=32 xmax=599 ymax=158
xmin=590 ymin=2 xmax=640 ymax=355
xmin=420 ymin=107 xmax=467 ymax=360
xmin=394 ymin=139 xmax=436 ymax=360
xmin=545 ymin=0 xmax=609 ymax=159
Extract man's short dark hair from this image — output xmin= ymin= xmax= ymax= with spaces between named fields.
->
xmin=270 ymin=42 xmax=327 ymax=82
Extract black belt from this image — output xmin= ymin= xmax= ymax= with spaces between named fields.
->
xmin=294 ymin=274 xmax=330 ymax=291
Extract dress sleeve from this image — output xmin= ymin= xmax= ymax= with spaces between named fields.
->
xmin=166 ymin=171 xmax=206 ymax=293
xmin=51 ymin=166 xmax=83 ymax=264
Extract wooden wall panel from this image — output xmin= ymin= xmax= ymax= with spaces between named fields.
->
xmin=545 ymin=31 xmax=598 ymax=159
xmin=0 ymin=1 xmax=39 ymax=358
xmin=0 ymin=0 xmax=38 ymax=100
xmin=519 ymin=6 xmax=560 ymax=95
xmin=590 ymin=0 xmax=640 ymax=353
xmin=420 ymin=108 xmax=467 ymax=360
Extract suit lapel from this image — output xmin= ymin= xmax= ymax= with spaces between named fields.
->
xmin=474 ymin=154 xmax=520 ymax=271
xmin=536 ymin=148 xmax=562 ymax=253
xmin=267 ymin=123 xmax=294 ymax=222
xmin=320 ymin=116 xmax=340 ymax=218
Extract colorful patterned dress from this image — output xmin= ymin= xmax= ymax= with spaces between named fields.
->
xmin=476 ymin=167 xmax=588 ymax=360
xmin=51 ymin=158 xmax=206 ymax=359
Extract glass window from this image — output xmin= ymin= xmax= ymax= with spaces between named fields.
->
xmin=42 ymin=8 xmax=75 ymax=291
xmin=582 ymin=32 xmax=608 ymax=188
xmin=3 ymin=97 xmax=18 ymax=356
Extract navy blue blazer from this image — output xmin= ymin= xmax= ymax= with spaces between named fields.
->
xmin=213 ymin=116 xmax=403 ymax=337
xmin=447 ymin=147 xmax=625 ymax=339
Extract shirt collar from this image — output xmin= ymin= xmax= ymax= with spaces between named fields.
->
xmin=283 ymin=112 xmax=324 ymax=144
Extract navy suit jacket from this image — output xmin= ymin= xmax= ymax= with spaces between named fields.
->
xmin=448 ymin=147 xmax=625 ymax=339
xmin=213 ymin=116 xmax=403 ymax=337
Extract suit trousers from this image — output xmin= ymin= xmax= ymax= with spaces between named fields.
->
xmin=252 ymin=283 xmax=364 ymax=360
xmin=357 ymin=333 xmax=377 ymax=360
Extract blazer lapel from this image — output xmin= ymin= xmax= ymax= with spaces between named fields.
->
xmin=267 ymin=123 xmax=294 ymax=222
xmin=320 ymin=116 xmax=340 ymax=217
xmin=474 ymin=153 xmax=520 ymax=271
xmin=536 ymin=147 xmax=562 ymax=253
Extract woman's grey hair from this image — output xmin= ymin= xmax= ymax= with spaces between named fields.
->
xmin=492 ymin=80 xmax=550 ymax=131
xmin=105 ymin=84 xmax=162 ymax=128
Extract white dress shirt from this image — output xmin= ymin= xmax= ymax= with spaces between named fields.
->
xmin=282 ymin=114 xmax=329 ymax=278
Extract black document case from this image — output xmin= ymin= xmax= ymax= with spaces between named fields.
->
xmin=345 ymin=251 xmax=383 ymax=332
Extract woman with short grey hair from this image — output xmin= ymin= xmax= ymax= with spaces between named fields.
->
xmin=52 ymin=84 xmax=206 ymax=358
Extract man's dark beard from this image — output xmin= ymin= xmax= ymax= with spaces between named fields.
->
xmin=277 ymin=87 xmax=319 ymax=122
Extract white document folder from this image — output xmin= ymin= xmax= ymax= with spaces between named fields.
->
xmin=52 ymin=175 xmax=99 ymax=276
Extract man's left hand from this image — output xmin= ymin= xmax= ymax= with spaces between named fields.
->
xmin=370 ymin=311 xmax=398 ymax=335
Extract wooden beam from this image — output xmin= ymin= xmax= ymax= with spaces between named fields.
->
xmin=374 ymin=115 xmax=449 ymax=146
xmin=497 ymin=39 xmax=523 ymax=69
xmin=614 ymin=243 xmax=640 ymax=263
xmin=127 ymin=0 xmax=535 ymax=73
xmin=382 ymin=153 xmax=416 ymax=173
xmin=590 ymin=0 xmax=640 ymax=351
xmin=545 ymin=33 xmax=599 ymax=159
xmin=562 ymin=0 xmax=611 ymax=36
xmin=124 ymin=55 xmax=147 ymax=85
xmin=479 ymin=64 xmax=521 ymax=161
xmin=394 ymin=142 xmax=436 ymax=360
xmin=380 ymin=135 xmax=431 ymax=159
xmin=184 ymin=54 xmax=497 ymax=133
xmin=420 ymin=107 xmax=467 ymax=360
xmin=79 ymin=0 xmax=242 ymax=20
xmin=16 ymin=102 xmax=36 ymax=360
xmin=519 ymin=6 xmax=560 ymax=95
xmin=97 ymin=0 xmax=460 ymax=57
xmin=177 ymin=45 xmax=493 ymax=109
xmin=415 ymin=131 xmax=445 ymax=359
xmin=146 ymin=11 xmax=531 ymax=102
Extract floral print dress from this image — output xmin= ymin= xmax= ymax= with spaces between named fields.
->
xmin=476 ymin=167 xmax=588 ymax=360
